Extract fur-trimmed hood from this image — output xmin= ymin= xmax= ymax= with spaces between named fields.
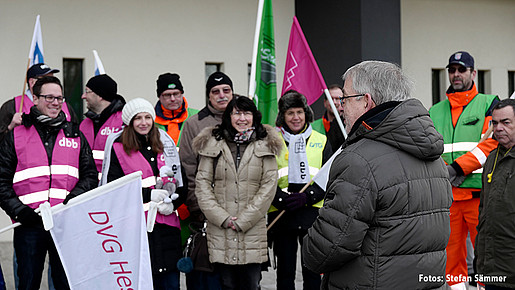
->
xmin=192 ymin=124 xmax=283 ymax=156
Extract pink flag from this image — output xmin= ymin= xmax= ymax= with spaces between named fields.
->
xmin=281 ymin=16 xmax=327 ymax=105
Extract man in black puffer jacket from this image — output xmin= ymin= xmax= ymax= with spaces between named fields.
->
xmin=302 ymin=61 xmax=452 ymax=290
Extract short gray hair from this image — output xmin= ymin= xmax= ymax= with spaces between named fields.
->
xmin=342 ymin=61 xmax=413 ymax=105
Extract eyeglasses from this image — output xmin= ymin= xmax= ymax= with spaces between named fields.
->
xmin=37 ymin=94 xmax=65 ymax=104
xmin=84 ymin=89 xmax=94 ymax=94
xmin=210 ymin=87 xmax=232 ymax=95
xmin=161 ymin=92 xmax=182 ymax=100
xmin=448 ymin=67 xmax=470 ymax=74
xmin=339 ymin=94 xmax=365 ymax=105
xmin=231 ymin=111 xmax=253 ymax=118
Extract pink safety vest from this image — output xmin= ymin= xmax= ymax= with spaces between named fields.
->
xmin=113 ymin=142 xmax=180 ymax=229
xmin=80 ymin=111 xmax=123 ymax=173
xmin=15 ymin=94 xmax=73 ymax=122
xmin=13 ymin=125 xmax=80 ymax=209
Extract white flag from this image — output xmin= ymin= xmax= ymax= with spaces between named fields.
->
xmin=312 ymin=146 xmax=342 ymax=191
xmin=28 ymin=15 xmax=44 ymax=66
xmin=49 ymin=172 xmax=153 ymax=289
xmin=93 ymin=50 xmax=106 ymax=75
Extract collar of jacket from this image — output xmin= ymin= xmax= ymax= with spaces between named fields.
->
xmin=155 ymin=98 xmax=189 ymax=121
xmin=198 ymin=103 xmax=224 ymax=121
xmin=446 ymin=82 xmax=479 ymax=107
xmin=346 ymin=101 xmax=400 ymax=142
xmin=85 ymin=98 xmax=125 ymax=122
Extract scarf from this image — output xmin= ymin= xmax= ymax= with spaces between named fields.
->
xmin=30 ymin=106 xmax=66 ymax=127
xmin=233 ymin=127 xmax=255 ymax=144
xmin=155 ymin=99 xmax=190 ymax=143
xmin=280 ymin=124 xmax=312 ymax=184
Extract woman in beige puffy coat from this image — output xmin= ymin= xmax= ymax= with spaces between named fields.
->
xmin=193 ymin=96 xmax=282 ymax=290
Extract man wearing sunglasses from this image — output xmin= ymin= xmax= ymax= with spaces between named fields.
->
xmin=429 ymin=51 xmax=499 ymax=289
xmin=0 ymin=76 xmax=97 ymax=289
xmin=0 ymin=63 xmax=77 ymax=144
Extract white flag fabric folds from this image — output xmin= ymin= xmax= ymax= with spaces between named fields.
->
xmin=93 ymin=50 xmax=106 ymax=75
xmin=49 ymin=172 xmax=153 ymax=289
xmin=28 ymin=15 xmax=44 ymax=66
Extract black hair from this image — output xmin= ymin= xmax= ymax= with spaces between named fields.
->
xmin=212 ymin=96 xmax=267 ymax=141
xmin=33 ymin=76 xmax=63 ymax=97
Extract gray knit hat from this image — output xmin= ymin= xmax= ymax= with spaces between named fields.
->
xmin=275 ymin=90 xmax=314 ymax=128
xmin=122 ymin=98 xmax=156 ymax=125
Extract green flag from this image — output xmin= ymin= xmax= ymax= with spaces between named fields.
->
xmin=249 ymin=0 xmax=277 ymax=126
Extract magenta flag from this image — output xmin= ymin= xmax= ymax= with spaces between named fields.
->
xmin=281 ymin=16 xmax=327 ymax=105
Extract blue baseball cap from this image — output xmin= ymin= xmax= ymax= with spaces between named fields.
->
xmin=447 ymin=51 xmax=474 ymax=68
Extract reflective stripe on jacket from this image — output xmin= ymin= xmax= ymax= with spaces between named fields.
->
xmin=112 ymin=142 xmax=180 ymax=229
xmin=13 ymin=125 xmax=80 ymax=208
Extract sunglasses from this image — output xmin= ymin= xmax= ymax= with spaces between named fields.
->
xmin=448 ymin=67 xmax=470 ymax=74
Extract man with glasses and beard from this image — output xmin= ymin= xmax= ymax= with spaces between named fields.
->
xmin=429 ymin=51 xmax=499 ymax=289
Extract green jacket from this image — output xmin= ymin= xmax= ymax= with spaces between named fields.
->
xmin=475 ymin=145 xmax=515 ymax=287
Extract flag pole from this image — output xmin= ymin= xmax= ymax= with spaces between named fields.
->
xmin=324 ymin=88 xmax=348 ymax=139
xmin=267 ymin=181 xmax=311 ymax=231
xmin=248 ymin=0 xmax=264 ymax=99
xmin=18 ymin=59 xmax=31 ymax=113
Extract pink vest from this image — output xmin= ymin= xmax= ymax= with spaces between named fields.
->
xmin=15 ymin=94 xmax=73 ymax=122
xmin=80 ymin=111 xmax=123 ymax=173
xmin=13 ymin=125 xmax=80 ymax=209
xmin=113 ymin=142 xmax=180 ymax=229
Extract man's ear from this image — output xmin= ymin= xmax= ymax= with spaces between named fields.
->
xmin=364 ymin=93 xmax=376 ymax=111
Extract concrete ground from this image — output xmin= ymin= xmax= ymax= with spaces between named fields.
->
xmin=0 ymin=241 xmax=302 ymax=289
xmin=1 ymin=241 xmax=477 ymax=290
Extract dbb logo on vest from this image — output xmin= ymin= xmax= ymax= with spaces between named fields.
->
xmin=59 ymin=137 xmax=78 ymax=149
xmin=100 ymin=127 xmax=120 ymax=136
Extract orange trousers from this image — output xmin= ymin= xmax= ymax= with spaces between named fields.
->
xmin=446 ymin=198 xmax=480 ymax=286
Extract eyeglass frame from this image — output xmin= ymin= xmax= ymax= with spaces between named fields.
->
xmin=37 ymin=94 xmax=65 ymax=104
xmin=339 ymin=94 xmax=365 ymax=106
xmin=160 ymin=91 xmax=183 ymax=100
xmin=230 ymin=111 xmax=253 ymax=118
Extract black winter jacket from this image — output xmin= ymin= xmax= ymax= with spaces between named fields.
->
xmin=0 ymin=111 xmax=97 ymax=221
xmin=302 ymin=99 xmax=452 ymax=290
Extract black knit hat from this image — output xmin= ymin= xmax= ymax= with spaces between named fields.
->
xmin=156 ymin=73 xmax=184 ymax=97
xmin=276 ymin=90 xmax=314 ymax=127
xmin=206 ymin=72 xmax=233 ymax=97
xmin=86 ymin=74 xmax=120 ymax=102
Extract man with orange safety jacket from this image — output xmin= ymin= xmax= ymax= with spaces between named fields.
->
xmin=429 ymin=51 xmax=499 ymax=289
xmin=0 ymin=76 xmax=97 ymax=289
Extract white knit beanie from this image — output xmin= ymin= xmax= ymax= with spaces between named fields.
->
xmin=122 ymin=98 xmax=156 ymax=125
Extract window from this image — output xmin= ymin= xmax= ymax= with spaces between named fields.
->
xmin=205 ymin=63 xmax=222 ymax=83
xmin=477 ymin=70 xmax=491 ymax=94
xmin=63 ymin=59 xmax=84 ymax=122
xmin=205 ymin=63 xmax=223 ymax=105
xmin=431 ymin=69 xmax=446 ymax=105
xmin=509 ymin=71 xmax=515 ymax=98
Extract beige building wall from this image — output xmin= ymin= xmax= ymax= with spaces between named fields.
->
xmin=401 ymin=0 xmax=515 ymax=108
xmin=0 ymin=0 xmax=295 ymax=241
xmin=0 ymin=0 xmax=295 ymax=110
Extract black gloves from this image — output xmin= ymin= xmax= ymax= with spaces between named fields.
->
xmin=447 ymin=164 xmax=466 ymax=187
xmin=284 ymin=192 xmax=308 ymax=211
xmin=16 ymin=207 xmax=43 ymax=227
